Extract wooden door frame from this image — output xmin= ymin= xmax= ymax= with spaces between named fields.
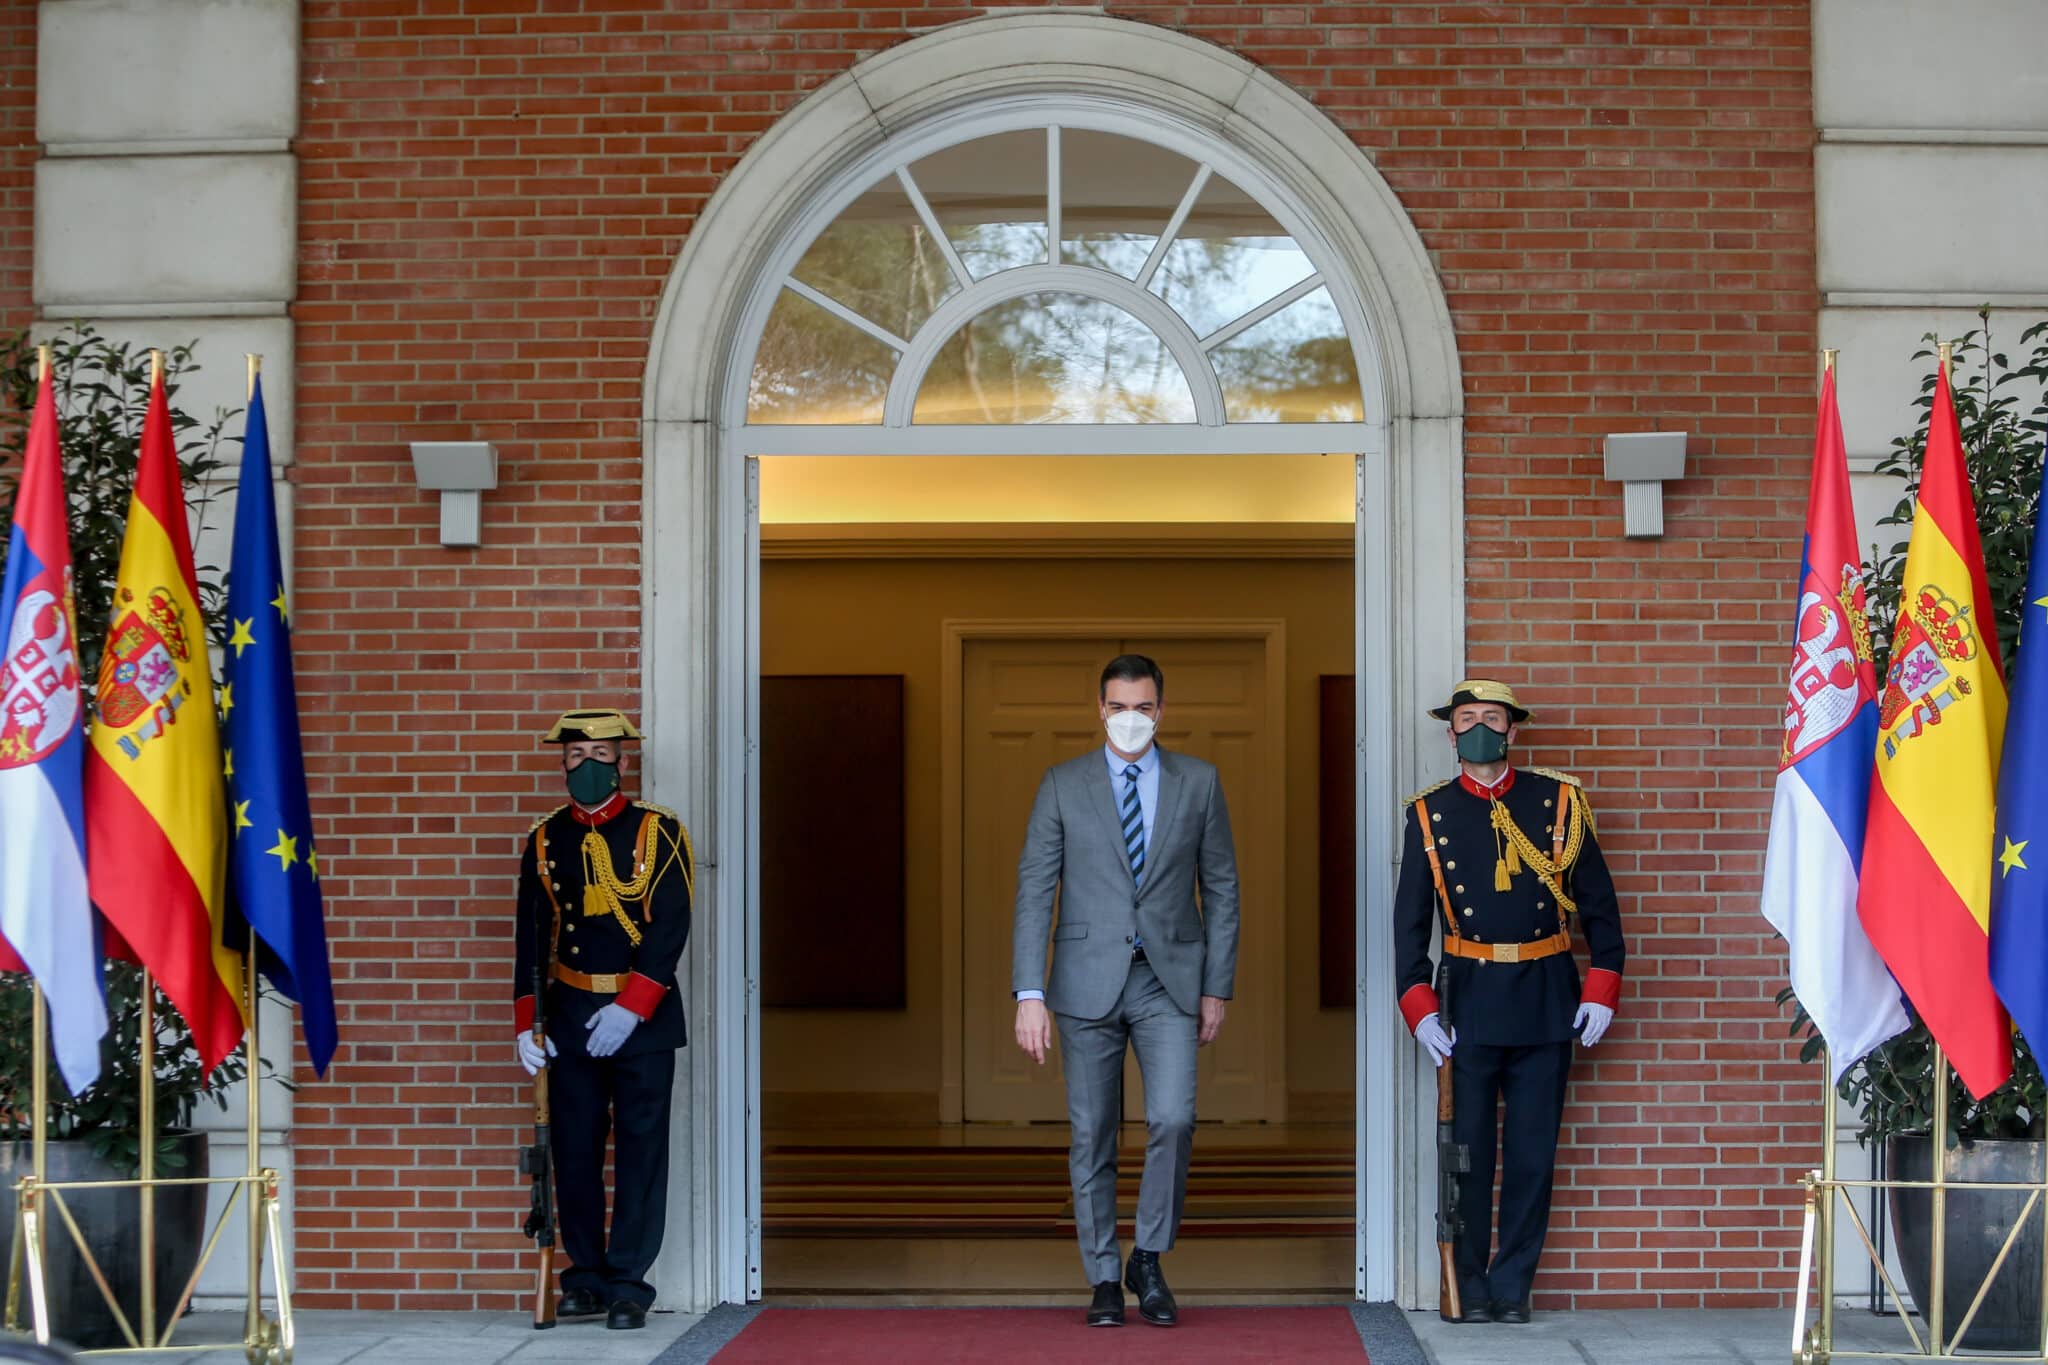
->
xmin=940 ymin=617 xmax=1290 ymax=1124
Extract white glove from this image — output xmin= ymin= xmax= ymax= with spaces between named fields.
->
xmin=1574 ymin=1001 xmax=1614 ymax=1048
xmin=516 ymin=1030 xmax=557 ymax=1075
xmin=1414 ymin=1012 xmax=1455 ymax=1068
xmin=585 ymin=1003 xmax=642 ymax=1058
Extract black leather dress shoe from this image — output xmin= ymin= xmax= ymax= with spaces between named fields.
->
xmin=606 ymin=1300 xmax=647 ymax=1330
xmin=558 ymin=1288 xmax=607 ymax=1319
xmin=1443 ymin=1299 xmax=1491 ymax=1324
xmin=1124 ymin=1249 xmax=1178 ymax=1327
xmin=1489 ymin=1300 xmax=1530 ymax=1324
xmin=1087 ymin=1281 xmax=1124 ymax=1327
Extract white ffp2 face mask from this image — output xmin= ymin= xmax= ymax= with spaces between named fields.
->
xmin=1105 ymin=710 xmax=1157 ymax=754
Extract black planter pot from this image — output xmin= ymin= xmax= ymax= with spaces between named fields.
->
xmin=0 ymin=1132 xmax=210 ymax=1350
xmin=1887 ymin=1134 xmax=2046 ymax=1352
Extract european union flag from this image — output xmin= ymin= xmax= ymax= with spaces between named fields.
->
xmin=223 ymin=374 xmax=336 ymax=1076
xmin=1991 ymin=470 xmax=2048 ymax=1053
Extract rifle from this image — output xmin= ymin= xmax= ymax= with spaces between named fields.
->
xmin=520 ymin=941 xmax=557 ymax=1329
xmin=1434 ymin=958 xmax=1469 ymax=1322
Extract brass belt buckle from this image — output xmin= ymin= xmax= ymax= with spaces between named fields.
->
xmin=1491 ymin=943 xmax=1518 ymax=964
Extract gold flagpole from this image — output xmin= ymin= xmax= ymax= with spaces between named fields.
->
xmin=244 ymin=352 xmax=266 ymax=1347
xmin=139 ymin=347 xmax=165 ymax=1349
xmin=1817 ymin=348 xmax=1840 ymax=1351
xmin=1930 ymin=1041 xmax=1950 ymax=1352
xmin=139 ymin=971 xmax=156 ymax=1346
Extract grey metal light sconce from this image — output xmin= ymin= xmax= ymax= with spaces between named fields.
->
xmin=1602 ymin=431 xmax=1686 ymax=539
xmin=408 ymin=441 xmax=498 ymax=547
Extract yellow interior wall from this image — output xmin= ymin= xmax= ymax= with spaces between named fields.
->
xmin=760 ymin=454 xmax=1357 ymax=524
xmin=762 ymin=552 xmax=1355 ymax=1114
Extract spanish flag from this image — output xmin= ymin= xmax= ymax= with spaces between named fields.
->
xmin=84 ymin=363 xmax=246 ymax=1072
xmin=1859 ymin=357 xmax=2011 ymax=1098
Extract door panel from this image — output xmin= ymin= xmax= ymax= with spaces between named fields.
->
xmin=962 ymin=634 xmax=1278 ymax=1123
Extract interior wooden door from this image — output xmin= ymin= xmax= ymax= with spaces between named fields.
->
xmin=961 ymin=633 xmax=1278 ymax=1123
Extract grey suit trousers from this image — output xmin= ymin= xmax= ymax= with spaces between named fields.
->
xmin=1056 ymin=956 xmax=1198 ymax=1284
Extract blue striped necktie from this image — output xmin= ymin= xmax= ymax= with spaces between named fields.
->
xmin=1121 ymin=763 xmax=1146 ymax=887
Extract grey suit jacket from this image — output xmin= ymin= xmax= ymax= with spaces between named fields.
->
xmin=1011 ymin=747 xmax=1241 ymax=1020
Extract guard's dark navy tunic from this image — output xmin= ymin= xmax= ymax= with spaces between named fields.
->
xmin=1393 ymin=765 xmax=1625 ymax=1310
xmin=513 ymin=792 xmax=693 ymax=1310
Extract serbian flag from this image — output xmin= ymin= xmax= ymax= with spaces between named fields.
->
xmin=84 ymin=364 xmax=246 ymax=1072
xmin=1990 ymin=474 xmax=2048 ymax=1050
xmin=1860 ymin=360 xmax=2011 ymax=1098
xmin=1761 ymin=366 xmax=1909 ymax=1081
xmin=224 ymin=375 xmax=336 ymax=1076
xmin=0 ymin=362 xmax=109 ymax=1093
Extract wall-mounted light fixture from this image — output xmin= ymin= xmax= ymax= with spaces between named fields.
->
xmin=1602 ymin=431 xmax=1686 ymax=539
xmin=408 ymin=441 xmax=498 ymax=547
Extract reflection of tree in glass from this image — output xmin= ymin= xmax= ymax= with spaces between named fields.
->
xmin=747 ymin=289 xmax=896 ymax=425
xmin=916 ymin=292 xmax=1196 ymax=425
xmin=1210 ymin=291 xmax=1363 ymax=423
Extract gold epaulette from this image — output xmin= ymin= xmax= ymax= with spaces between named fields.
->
xmin=527 ymin=804 xmax=568 ymax=835
xmin=1403 ymin=778 xmax=1452 ymax=809
xmin=635 ymin=802 xmax=697 ymax=895
xmin=1528 ymin=767 xmax=1595 ymax=836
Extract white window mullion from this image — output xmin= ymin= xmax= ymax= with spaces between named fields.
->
xmin=1046 ymin=125 xmax=1062 ymax=266
xmin=898 ymin=166 xmax=974 ymax=291
xmin=1199 ymin=273 xmax=1324 ymax=352
xmin=1135 ymin=163 xmax=1212 ymax=291
xmin=784 ymin=277 xmax=913 ymax=354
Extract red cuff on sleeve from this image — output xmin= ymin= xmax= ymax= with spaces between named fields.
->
xmin=1399 ymin=983 xmax=1441 ymax=1034
xmin=617 ymin=973 xmax=667 ymax=1021
xmin=1582 ymin=968 xmax=1622 ymax=1012
xmin=514 ymin=995 xmax=535 ymax=1036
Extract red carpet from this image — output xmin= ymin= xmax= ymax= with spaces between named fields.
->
xmin=712 ymin=1306 xmax=1367 ymax=1362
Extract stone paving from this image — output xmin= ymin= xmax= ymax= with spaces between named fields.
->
xmin=70 ymin=1302 xmax=1944 ymax=1364
xmin=91 ymin=1309 xmax=700 ymax=1365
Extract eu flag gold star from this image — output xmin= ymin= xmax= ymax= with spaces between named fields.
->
xmin=233 ymin=800 xmax=253 ymax=836
xmin=307 ymin=847 xmax=319 ymax=881
xmin=2000 ymin=836 xmax=2029 ymax=878
xmin=220 ymin=682 xmax=234 ymax=719
xmin=272 ymin=585 xmax=290 ymax=622
xmin=268 ymin=832 xmax=299 ymax=871
xmin=223 ymin=748 xmax=235 ymax=778
xmin=229 ymin=618 xmax=257 ymax=657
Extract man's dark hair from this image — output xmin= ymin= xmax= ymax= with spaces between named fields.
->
xmin=1099 ymin=654 xmax=1166 ymax=701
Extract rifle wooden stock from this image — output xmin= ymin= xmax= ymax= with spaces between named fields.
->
xmin=526 ymin=1026 xmax=557 ymax=1330
xmin=1436 ymin=1058 xmax=1462 ymax=1321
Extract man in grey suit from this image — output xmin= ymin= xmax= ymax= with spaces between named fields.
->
xmin=1012 ymin=654 xmax=1241 ymax=1329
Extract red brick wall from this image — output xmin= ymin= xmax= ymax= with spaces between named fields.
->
xmin=0 ymin=0 xmax=38 ymax=343
xmin=290 ymin=2 xmax=1816 ymax=1310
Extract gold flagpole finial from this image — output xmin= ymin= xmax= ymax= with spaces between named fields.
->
xmin=1821 ymin=348 xmax=1838 ymax=382
xmin=35 ymin=344 xmax=50 ymax=383
xmin=149 ymin=348 xmax=164 ymax=387
xmin=1938 ymin=341 xmax=1953 ymax=380
xmin=246 ymin=353 xmax=261 ymax=402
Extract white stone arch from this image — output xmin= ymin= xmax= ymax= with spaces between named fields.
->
xmin=641 ymin=11 xmax=1464 ymax=1311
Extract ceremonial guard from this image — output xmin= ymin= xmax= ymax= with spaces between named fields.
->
xmin=513 ymin=709 xmax=693 ymax=1330
xmin=1395 ymin=681 xmax=1625 ymax=1325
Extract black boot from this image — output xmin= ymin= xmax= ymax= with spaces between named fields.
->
xmin=557 ymin=1287 xmax=607 ymax=1319
xmin=606 ymin=1300 xmax=647 ymax=1330
xmin=1123 ymin=1249 xmax=1178 ymax=1327
xmin=1087 ymin=1281 xmax=1124 ymax=1327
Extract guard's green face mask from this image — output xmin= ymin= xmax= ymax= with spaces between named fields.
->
xmin=566 ymin=757 xmax=620 ymax=807
xmin=1454 ymin=723 xmax=1510 ymax=765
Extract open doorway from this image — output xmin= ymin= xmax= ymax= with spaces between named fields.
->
xmin=753 ymin=453 xmax=1357 ymax=1298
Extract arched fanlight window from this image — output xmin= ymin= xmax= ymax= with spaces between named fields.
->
xmin=745 ymin=125 xmax=1366 ymax=430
